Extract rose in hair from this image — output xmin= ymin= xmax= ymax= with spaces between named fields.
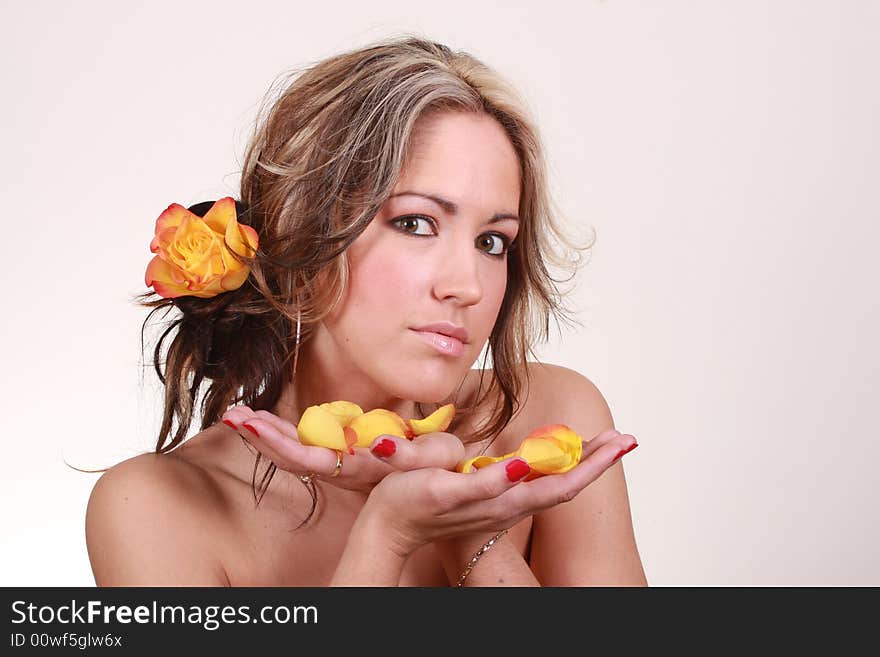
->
xmin=145 ymin=197 xmax=258 ymax=299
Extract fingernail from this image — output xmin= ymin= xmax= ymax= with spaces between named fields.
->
xmin=222 ymin=419 xmax=237 ymax=430
xmin=613 ymin=442 xmax=638 ymax=462
xmin=242 ymin=423 xmax=260 ymax=438
xmin=506 ymin=459 xmax=531 ymax=482
xmin=371 ymin=438 xmax=396 ymax=458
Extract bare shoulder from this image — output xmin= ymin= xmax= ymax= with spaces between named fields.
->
xmin=462 ymin=363 xmax=614 ymax=457
xmin=521 ymin=362 xmax=615 ymax=438
xmin=519 ymin=363 xmax=648 ymax=585
xmin=85 ymin=447 xmax=231 ymax=586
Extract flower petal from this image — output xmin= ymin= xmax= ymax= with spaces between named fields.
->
xmin=166 ymin=215 xmax=219 ymax=279
xmin=296 ymin=404 xmax=349 ymax=451
xmin=145 ymin=256 xmax=192 ymax=298
xmin=516 ymin=436 xmax=571 ymax=473
xmin=515 ymin=425 xmax=583 ymax=475
xmin=456 ymin=454 xmax=504 ymax=473
xmin=239 ymin=224 xmax=259 ymax=254
xmin=220 ymin=266 xmax=249 ymax=292
xmin=408 ymin=403 xmax=455 ymax=435
xmin=319 ymin=401 xmax=365 ymax=427
xmin=226 ymin=213 xmax=258 ymax=259
xmin=202 ymin=197 xmax=237 ymax=235
xmin=347 ymin=409 xmax=409 ymax=448
xmin=154 ymin=203 xmax=189 ymax=235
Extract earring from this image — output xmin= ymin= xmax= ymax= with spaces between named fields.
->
xmin=292 ymin=304 xmax=302 ymax=379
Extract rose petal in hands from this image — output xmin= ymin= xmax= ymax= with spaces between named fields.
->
xmin=221 ymin=407 xmax=395 ymax=492
xmin=499 ymin=430 xmax=638 ymax=512
xmin=366 ymin=430 xmax=638 ymax=554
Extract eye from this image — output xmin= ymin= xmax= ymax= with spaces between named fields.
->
xmin=390 ymin=214 xmax=514 ymax=258
xmin=391 ymin=214 xmax=435 ymax=236
xmin=476 ymin=233 xmax=512 ymax=257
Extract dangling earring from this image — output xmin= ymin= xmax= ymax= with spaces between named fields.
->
xmin=292 ymin=304 xmax=302 ymax=380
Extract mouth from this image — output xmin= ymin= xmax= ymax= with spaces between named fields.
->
xmin=409 ymin=322 xmax=470 ymax=344
xmin=410 ymin=329 xmax=466 ymax=357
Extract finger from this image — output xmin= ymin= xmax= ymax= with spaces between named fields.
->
xmin=221 ymin=410 xmax=287 ymax=465
xmin=450 ymin=455 xmax=533 ymax=505
xmin=505 ymin=433 xmax=638 ymax=511
xmin=369 ymin=432 xmax=465 ymax=471
xmin=250 ymin=409 xmax=300 ymax=440
xmin=223 ymin=413 xmax=340 ymax=477
xmin=580 ymin=429 xmax=626 ymax=460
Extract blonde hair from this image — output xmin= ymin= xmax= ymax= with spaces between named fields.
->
xmin=138 ymin=34 xmax=594 ymax=513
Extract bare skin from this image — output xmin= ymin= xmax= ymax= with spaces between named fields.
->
xmin=85 ymin=363 xmax=643 ymax=586
xmin=86 ymin=111 xmax=646 ymax=586
xmin=169 ymin=368 xmax=533 ymax=586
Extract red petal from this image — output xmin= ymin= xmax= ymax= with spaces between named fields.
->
xmin=343 ymin=426 xmax=358 ymax=452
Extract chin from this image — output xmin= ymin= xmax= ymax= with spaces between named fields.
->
xmin=384 ymin=366 xmax=465 ymax=405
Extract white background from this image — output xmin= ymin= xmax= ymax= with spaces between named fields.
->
xmin=1 ymin=0 xmax=877 ymax=586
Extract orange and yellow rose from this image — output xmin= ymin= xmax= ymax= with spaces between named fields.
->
xmin=145 ymin=197 xmax=259 ymax=299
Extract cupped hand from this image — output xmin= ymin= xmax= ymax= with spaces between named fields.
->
xmin=364 ymin=429 xmax=638 ymax=555
xmin=220 ymin=406 xmax=465 ymax=494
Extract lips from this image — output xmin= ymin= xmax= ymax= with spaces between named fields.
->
xmin=409 ymin=321 xmax=470 ymax=344
xmin=411 ymin=329 xmax=466 ymax=357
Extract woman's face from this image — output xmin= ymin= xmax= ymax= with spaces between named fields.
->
xmin=318 ymin=110 xmax=521 ymax=404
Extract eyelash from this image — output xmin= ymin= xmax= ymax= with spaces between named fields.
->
xmin=390 ymin=214 xmax=514 ymax=258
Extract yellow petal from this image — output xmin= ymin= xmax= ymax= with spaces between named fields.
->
xmin=226 ymin=210 xmax=259 ymax=259
xmin=296 ymin=405 xmax=349 ymax=452
xmin=220 ymin=266 xmax=250 ymax=292
xmin=347 ymin=409 xmax=409 ymax=448
xmin=154 ymin=203 xmax=189 ymax=236
xmin=145 ymin=256 xmax=191 ymax=298
xmin=408 ymin=403 xmax=455 ymax=435
xmin=455 ymin=424 xmax=584 ymax=478
xmin=202 ymin=197 xmax=237 ymax=235
xmin=240 ymin=224 xmax=259 ymax=254
xmin=456 ymin=454 xmax=504 ymax=473
xmin=516 ymin=437 xmax=571 ymax=473
xmin=151 ymin=225 xmax=182 ymax=255
xmin=516 ymin=425 xmax=583 ymax=475
xmin=319 ymin=401 xmax=364 ymax=427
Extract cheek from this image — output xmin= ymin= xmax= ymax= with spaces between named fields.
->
xmin=344 ymin=246 xmax=424 ymax=314
xmin=482 ymin=274 xmax=508 ymax=325
xmin=482 ymin=258 xmax=509 ymax=299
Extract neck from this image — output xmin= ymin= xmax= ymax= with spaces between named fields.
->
xmin=271 ymin=331 xmax=423 ymax=426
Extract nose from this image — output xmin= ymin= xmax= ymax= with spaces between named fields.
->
xmin=432 ymin=239 xmax=484 ymax=306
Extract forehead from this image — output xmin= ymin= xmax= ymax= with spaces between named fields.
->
xmin=395 ymin=111 xmax=521 ymax=210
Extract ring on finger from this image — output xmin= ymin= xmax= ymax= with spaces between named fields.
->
xmin=328 ymin=450 xmax=343 ymax=478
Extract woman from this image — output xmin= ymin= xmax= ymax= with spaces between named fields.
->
xmin=85 ymin=36 xmax=646 ymax=586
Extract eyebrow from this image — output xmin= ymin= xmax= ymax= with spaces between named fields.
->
xmin=388 ymin=191 xmax=520 ymax=223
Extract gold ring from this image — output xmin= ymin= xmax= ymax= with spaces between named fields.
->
xmin=298 ymin=473 xmax=316 ymax=484
xmin=328 ymin=450 xmax=343 ymax=478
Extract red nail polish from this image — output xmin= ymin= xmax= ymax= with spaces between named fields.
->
xmin=222 ymin=419 xmax=237 ymax=430
xmin=371 ymin=438 xmax=396 ymax=458
xmin=613 ymin=442 xmax=638 ymax=462
xmin=506 ymin=459 xmax=531 ymax=482
xmin=242 ymin=423 xmax=260 ymax=438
